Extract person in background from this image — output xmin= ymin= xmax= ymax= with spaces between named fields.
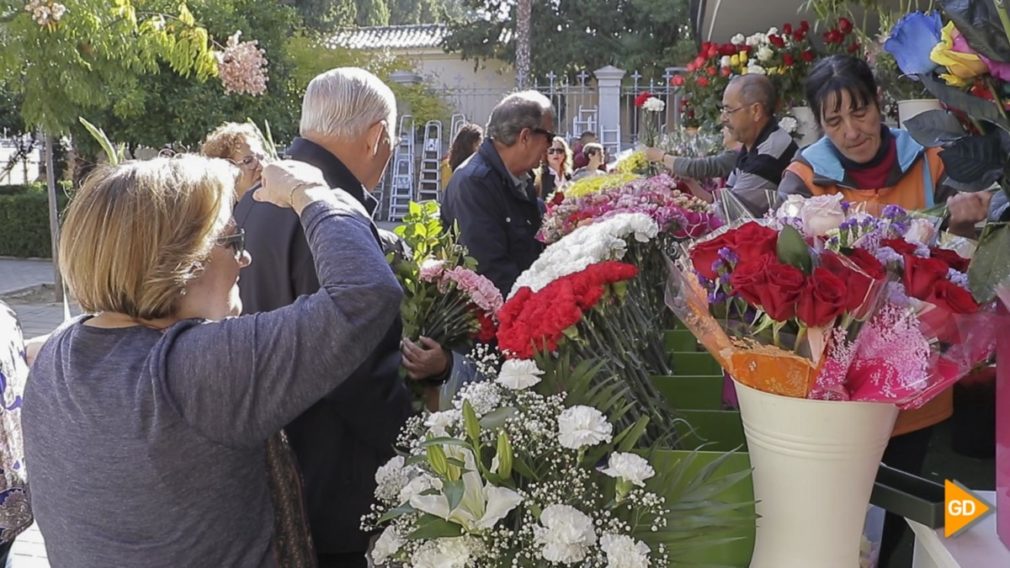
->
xmin=201 ymin=122 xmax=269 ymax=201
xmin=537 ymin=136 xmax=573 ymax=198
xmin=644 ymin=127 xmax=740 ymax=184
xmin=0 ymin=301 xmax=32 ymax=567
xmin=23 ymin=155 xmax=403 ymax=567
xmin=441 ymin=90 xmax=555 ymax=296
xmin=571 ymin=143 xmax=607 ymax=181
xmin=235 ymin=67 xmax=448 ymax=568
xmin=441 ymin=123 xmax=484 ymax=191
xmin=572 ymin=130 xmax=597 ymax=170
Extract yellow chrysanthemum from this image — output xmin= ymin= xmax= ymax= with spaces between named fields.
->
xmin=613 ymin=151 xmax=649 ymax=175
xmin=930 ymin=21 xmax=987 ymax=87
xmin=566 ymin=173 xmax=641 ymax=199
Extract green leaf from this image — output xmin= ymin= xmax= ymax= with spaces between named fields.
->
xmin=407 ymin=515 xmax=464 ymax=540
xmin=377 ymin=504 xmax=414 ymax=524
xmin=903 ymin=109 xmax=966 ymax=148
xmin=443 ymin=479 xmax=465 ymax=512
xmin=968 ymin=222 xmax=1010 ymax=302
xmin=78 ymin=117 xmax=120 ymax=166
xmin=917 ymin=73 xmax=1010 ymax=129
xmin=776 ymin=224 xmax=812 ymax=274
xmin=479 ymin=406 xmax=518 ymax=429
xmin=615 ymin=416 xmax=651 ymax=452
xmin=940 ymin=0 xmax=1010 ymax=63
xmin=938 ymin=128 xmax=1010 ymax=192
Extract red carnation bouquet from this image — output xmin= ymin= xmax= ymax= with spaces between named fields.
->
xmin=667 ymin=197 xmax=996 ymax=407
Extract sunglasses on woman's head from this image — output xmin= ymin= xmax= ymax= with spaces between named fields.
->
xmin=216 ymin=228 xmax=246 ymax=259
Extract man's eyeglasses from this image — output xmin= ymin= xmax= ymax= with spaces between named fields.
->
xmin=216 ymin=228 xmax=246 ymax=260
xmin=718 ymin=105 xmax=747 ymax=116
xmin=547 ymin=147 xmax=565 ymax=155
xmin=532 ymin=127 xmax=557 ymax=141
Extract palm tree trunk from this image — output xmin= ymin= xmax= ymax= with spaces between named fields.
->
xmin=515 ymin=0 xmax=531 ymax=89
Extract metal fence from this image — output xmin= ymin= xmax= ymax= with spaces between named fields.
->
xmin=620 ymin=67 xmax=686 ymax=146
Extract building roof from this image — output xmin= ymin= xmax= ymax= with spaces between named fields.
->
xmin=326 ymin=24 xmax=448 ymax=51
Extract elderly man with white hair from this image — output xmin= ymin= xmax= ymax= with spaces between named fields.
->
xmin=441 ymin=90 xmax=556 ymax=296
xmin=235 ymin=67 xmax=446 ymax=568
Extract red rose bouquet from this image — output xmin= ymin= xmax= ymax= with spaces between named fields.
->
xmin=667 ymin=197 xmax=996 ymax=407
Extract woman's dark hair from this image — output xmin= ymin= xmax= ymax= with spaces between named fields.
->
xmin=448 ymin=123 xmax=484 ymax=171
xmin=804 ymin=55 xmax=879 ymax=124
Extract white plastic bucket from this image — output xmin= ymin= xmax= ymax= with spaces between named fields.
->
xmin=897 ymin=99 xmax=942 ymax=128
xmin=734 ymin=380 xmax=899 ymax=568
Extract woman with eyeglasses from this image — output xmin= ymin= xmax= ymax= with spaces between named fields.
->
xmin=202 ymin=122 xmax=269 ymax=200
xmin=536 ymin=136 xmax=573 ymax=198
xmin=22 ymin=156 xmax=402 ymax=567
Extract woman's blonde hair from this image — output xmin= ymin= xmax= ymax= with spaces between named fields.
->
xmin=550 ymin=136 xmax=573 ymax=176
xmin=59 ymin=155 xmax=234 ymax=319
xmin=201 ymin=122 xmax=264 ymax=161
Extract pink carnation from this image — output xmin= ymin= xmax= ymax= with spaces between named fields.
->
xmin=442 ymin=266 xmax=503 ymax=315
xmin=419 ymin=259 xmax=447 ymax=282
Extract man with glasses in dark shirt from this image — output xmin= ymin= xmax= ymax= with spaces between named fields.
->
xmin=441 ymin=90 xmax=556 ymax=296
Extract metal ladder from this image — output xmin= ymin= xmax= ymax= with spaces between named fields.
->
xmin=450 ymin=113 xmax=467 ymax=139
xmin=387 ymin=115 xmax=415 ymax=221
xmin=599 ymin=125 xmax=621 ymax=163
xmin=416 ymin=120 xmax=443 ymax=202
xmin=572 ymin=106 xmax=598 ymax=140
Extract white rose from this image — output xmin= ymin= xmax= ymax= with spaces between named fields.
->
xmin=757 ymin=46 xmax=774 ymax=62
xmin=800 ymin=194 xmax=846 ymax=237
xmin=371 ymin=526 xmax=404 ymax=565
xmin=731 ymin=33 xmax=746 ymax=45
xmin=776 ymin=193 xmax=807 ymax=220
xmin=745 ymin=33 xmax=765 ymax=47
xmin=496 ymin=359 xmax=544 ymax=390
xmin=720 ymin=55 xmax=732 ymax=68
xmin=779 ymin=116 xmax=798 ymax=133
xmin=557 ymin=406 xmax=613 ymax=450
xmin=535 ymin=504 xmax=597 ymax=564
xmin=600 ymin=452 xmax=655 ymax=487
xmin=767 ymin=26 xmax=779 ymax=36
xmin=600 ymin=533 xmax=651 ymax=568
xmin=903 ymin=218 xmax=939 ymax=247
xmin=746 ymin=63 xmax=766 ymax=75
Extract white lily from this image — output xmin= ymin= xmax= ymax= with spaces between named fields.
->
xmin=409 ymin=445 xmax=523 ymax=533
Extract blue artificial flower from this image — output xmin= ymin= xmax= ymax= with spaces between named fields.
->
xmin=884 ymin=12 xmax=943 ymax=75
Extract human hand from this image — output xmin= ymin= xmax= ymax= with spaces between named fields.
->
xmin=401 ymin=336 xmax=450 ymax=381
xmin=644 ymin=147 xmax=666 ymax=163
xmin=253 ymin=160 xmax=328 ymax=210
xmin=947 ymin=191 xmax=993 ymax=238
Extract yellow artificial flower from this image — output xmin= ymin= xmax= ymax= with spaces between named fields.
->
xmin=730 ymin=54 xmax=740 ymax=67
xmin=930 ymin=21 xmax=987 ymax=87
xmin=740 ymin=52 xmax=748 ymax=64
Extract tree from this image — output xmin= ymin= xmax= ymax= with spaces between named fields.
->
xmin=0 ymin=1 xmax=219 ymax=136
xmin=515 ymin=0 xmax=530 ymax=88
xmin=387 ymin=0 xmax=438 ymax=25
xmin=286 ymin=0 xmax=356 ymax=32
xmin=443 ymin=0 xmax=695 ymax=79
xmin=355 ymin=0 xmax=389 ymax=26
xmin=79 ymin=0 xmax=302 ymax=154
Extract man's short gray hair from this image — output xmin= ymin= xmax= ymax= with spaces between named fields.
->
xmin=485 ymin=90 xmax=554 ymax=146
xmin=299 ymin=67 xmax=397 ymax=140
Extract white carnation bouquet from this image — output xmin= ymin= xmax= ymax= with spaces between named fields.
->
xmin=363 ymin=357 xmax=752 ymax=567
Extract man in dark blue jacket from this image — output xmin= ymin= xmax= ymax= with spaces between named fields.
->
xmin=441 ymin=90 xmax=555 ymax=296
xmin=235 ymin=67 xmax=447 ymax=568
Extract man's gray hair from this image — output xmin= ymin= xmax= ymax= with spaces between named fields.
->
xmin=731 ymin=74 xmax=778 ymax=116
xmin=485 ymin=90 xmax=554 ymax=146
xmin=299 ymin=67 xmax=397 ymax=140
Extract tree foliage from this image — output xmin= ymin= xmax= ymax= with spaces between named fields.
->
xmin=0 ymin=0 xmax=219 ymax=135
xmin=77 ymin=0 xmax=302 ymax=155
xmin=443 ymin=0 xmax=695 ymax=78
xmin=355 ymin=0 xmax=389 ymax=26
